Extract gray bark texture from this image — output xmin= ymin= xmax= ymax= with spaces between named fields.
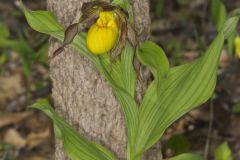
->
xmin=46 ymin=0 xmax=157 ymax=159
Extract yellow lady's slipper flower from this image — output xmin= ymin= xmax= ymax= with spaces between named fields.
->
xmin=235 ymin=36 xmax=240 ymax=58
xmin=86 ymin=11 xmax=119 ymax=55
xmin=53 ymin=1 xmax=136 ymax=60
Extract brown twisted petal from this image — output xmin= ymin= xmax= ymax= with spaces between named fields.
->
xmin=109 ymin=9 xmax=128 ymax=60
xmin=127 ymin=23 xmax=138 ymax=48
xmin=52 ymin=23 xmax=80 ymax=58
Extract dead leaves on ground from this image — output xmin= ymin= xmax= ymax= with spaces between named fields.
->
xmin=0 ymin=111 xmax=32 ymax=128
xmin=3 ymin=126 xmax=51 ymax=149
xmin=0 ymin=111 xmax=53 ymax=160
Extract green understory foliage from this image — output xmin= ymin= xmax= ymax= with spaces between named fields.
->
xmin=211 ymin=0 xmax=238 ymax=57
xmin=0 ymin=21 xmax=48 ymax=78
xmin=20 ymin=0 xmax=240 ymax=159
xmin=214 ymin=142 xmax=232 ymax=160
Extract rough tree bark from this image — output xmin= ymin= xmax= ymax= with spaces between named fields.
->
xmin=47 ymin=0 xmax=157 ymax=159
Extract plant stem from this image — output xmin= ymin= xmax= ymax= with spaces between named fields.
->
xmin=204 ymin=99 xmax=214 ymax=160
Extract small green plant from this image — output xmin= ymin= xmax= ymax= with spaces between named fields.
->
xmin=214 ymin=142 xmax=232 ymax=160
xmin=19 ymin=0 xmax=240 ymax=159
xmin=211 ymin=0 xmax=239 ymax=58
xmin=232 ymin=102 xmax=240 ymax=113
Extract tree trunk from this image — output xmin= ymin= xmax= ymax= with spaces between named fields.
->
xmin=47 ymin=0 xmax=153 ymax=159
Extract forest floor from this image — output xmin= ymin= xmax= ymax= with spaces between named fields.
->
xmin=0 ymin=0 xmax=240 ymax=160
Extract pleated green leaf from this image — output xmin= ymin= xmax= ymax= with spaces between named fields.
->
xmin=136 ymin=30 xmax=225 ymax=155
xmin=112 ymin=0 xmax=129 ymax=10
xmin=136 ymin=14 xmax=239 ymax=155
xmin=23 ymin=7 xmax=63 ymax=34
xmin=137 ymin=41 xmax=169 ymax=79
xmin=222 ymin=16 xmax=239 ymax=39
xmin=137 ymin=41 xmax=169 ymax=95
xmin=121 ymin=42 xmax=136 ymax=97
xmin=32 ymin=99 xmax=117 ymax=160
xmin=22 ymin=4 xmax=138 ymax=159
xmin=211 ymin=0 xmax=227 ymax=31
xmin=169 ymin=153 xmax=203 ymax=160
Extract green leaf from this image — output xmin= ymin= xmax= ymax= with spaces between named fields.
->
xmin=0 ymin=53 xmax=8 ymax=65
xmin=169 ymin=153 xmax=203 ymax=160
xmin=214 ymin=142 xmax=232 ymax=160
xmin=155 ymin=0 xmax=165 ymax=17
xmin=22 ymin=60 xmax=32 ymax=78
xmin=232 ymin=102 xmax=240 ymax=113
xmin=135 ymin=14 xmax=239 ymax=155
xmin=136 ymin=30 xmax=224 ymax=155
xmin=23 ymin=7 xmax=63 ymax=34
xmin=0 ymin=38 xmax=33 ymax=55
xmin=222 ymin=17 xmax=239 ymax=39
xmin=166 ymin=134 xmax=190 ymax=155
xmin=112 ymin=0 xmax=128 ymax=10
xmin=34 ymin=42 xmax=49 ymax=63
xmin=227 ymin=31 xmax=237 ymax=57
xmin=0 ymin=22 xmax=10 ymax=38
xmin=137 ymin=41 xmax=169 ymax=95
xmin=232 ymin=8 xmax=240 ymax=17
xmin=137 ymin=41 xmax=169 ymax=80
xmin=121 ymin=42 xmax=136 ymax=97
xmin=0 ymin=143 xmax=12 ymax=151
xmin=211 ymin=0 xmax=227 ymax=31
xmin=32 ymin=99 xmax=117 ymax=160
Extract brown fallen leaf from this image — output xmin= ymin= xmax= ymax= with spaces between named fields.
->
xmin=26 ymin=127 xmax=51 ymax=149
xmin=17 ymin=155 xmax=48 ymax=160
xmin=3 ymin=128 xmax=26 ymax=148
xmin=3 ymin=126 xmax=51 ymax=150
xmin=0 ymin=73 xmax=24 ymax=105
xmin=0 ymin=111 xmax=33 ymax=128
